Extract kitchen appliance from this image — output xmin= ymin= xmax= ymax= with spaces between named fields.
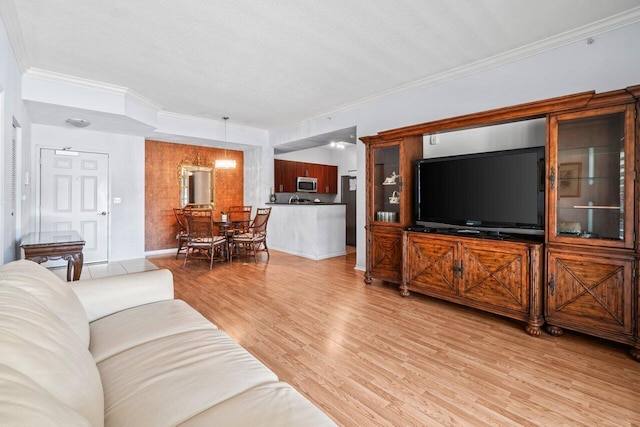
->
xmin=296 ymin=176 xmax=317 ymax=193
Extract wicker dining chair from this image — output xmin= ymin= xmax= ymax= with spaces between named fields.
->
xmin=182 ymin=208 xmax=227 ymax=268
xmin=230 ymin=207 xmax=271 ymax=263
xmin=228 ymin=205 xmax=252 ymax=233
xmin=173 ymin=208 xmax=189 ymax=259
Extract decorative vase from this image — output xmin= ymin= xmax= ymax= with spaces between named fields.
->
xmin=221 ymin=214 xmax=228 ymax=222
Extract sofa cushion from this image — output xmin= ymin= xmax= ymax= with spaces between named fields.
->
xmin=0 ymin=364 xmax=91 ymax=427
xmin=0 ymin=286 xmax=104 ymax=427
xmin=89 ymin=299 xmax=218 ymax=363
xmin=178 ymin=382 xmax=336 ymax=426
xmin=71 ymin=269 xmax=174 ymax=322
xmin=98 ymin=329 xmax=278 ymax=427
xmin=0 ymin=260 xmax=90 ymax=347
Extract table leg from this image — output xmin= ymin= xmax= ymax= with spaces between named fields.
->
xmin=63 ymin=252 xmax=84 ymax=281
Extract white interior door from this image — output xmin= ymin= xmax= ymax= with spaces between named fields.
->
xmin=40 ymin=148 xmax=109 ymax=263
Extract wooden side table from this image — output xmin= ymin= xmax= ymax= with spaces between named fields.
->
xmin=20 ymin=231 xmax=86 ymax=281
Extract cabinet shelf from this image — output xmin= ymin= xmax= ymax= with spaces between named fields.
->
xmin=570 ymin=205 xmax=620 ymax=210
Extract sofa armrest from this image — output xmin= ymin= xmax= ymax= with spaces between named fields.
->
xmin=70 ymin=269 xmax=174 ymax=322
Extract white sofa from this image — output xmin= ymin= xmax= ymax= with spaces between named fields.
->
xmin=0 ymin=260 xmax=335 ymax=426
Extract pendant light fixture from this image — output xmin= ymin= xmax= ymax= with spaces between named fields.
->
xmin=215 ymin=116 xmax=237 ymax=169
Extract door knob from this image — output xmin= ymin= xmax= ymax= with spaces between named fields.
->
xmin=98 ymin=212 xmax=107 ymax=216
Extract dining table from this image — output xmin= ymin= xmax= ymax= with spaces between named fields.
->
xmin=213 ymin=220 xmax=247 ymax=261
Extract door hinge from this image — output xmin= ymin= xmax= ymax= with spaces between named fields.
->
xmin=549 ymin=166 xmax=556 ymax=190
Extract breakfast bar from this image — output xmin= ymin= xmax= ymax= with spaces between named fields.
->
xmin=266 ymin=203 xmax=346 ymax=260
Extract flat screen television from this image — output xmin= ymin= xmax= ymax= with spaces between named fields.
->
xmin=416 ymin=147 xmax=545 ymax=232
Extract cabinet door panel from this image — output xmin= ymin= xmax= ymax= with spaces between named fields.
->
xmin=546 ymin=250 xmax=633 ymax=336
xmin=284 ymin=162 xmax=297 ymax=192
xmin=370 ymin=228 xmax=403 ymax=283
xmin=274 ymin=160 xmax=286 ymax=193
xmin=547 ymin=104 xmax=635 ymax=249
xmin=460 ymin=243 xmax=529 ymax=312
xmin=406 ymin=236 xmax=456 ymax=296
xmin=327 ymin=165 xmax=338 ymax=193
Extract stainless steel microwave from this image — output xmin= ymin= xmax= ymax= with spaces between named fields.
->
xmin=296 ymin=177 xmax=317 ymax=192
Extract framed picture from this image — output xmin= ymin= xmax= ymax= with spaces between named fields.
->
xmin=558 ymin=162 xmax=581 ymax=197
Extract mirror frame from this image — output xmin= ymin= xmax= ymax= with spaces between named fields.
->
xmin=177 ymin=153 xmax=214 ymax=208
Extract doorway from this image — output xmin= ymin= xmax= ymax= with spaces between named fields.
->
xmin=39 ymin=148 xmax=109 ymax=263
xmin=341 ymin=175 xmax=357 ymax=247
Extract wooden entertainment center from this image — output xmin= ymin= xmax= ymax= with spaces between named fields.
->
xmin=361 ymin=85 xmax=640 ymax=359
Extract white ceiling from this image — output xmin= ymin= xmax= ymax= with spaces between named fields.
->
xmin=3 ymin=1 xmax=640 ymax=132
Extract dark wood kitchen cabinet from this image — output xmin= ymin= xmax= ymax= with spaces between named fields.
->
xmin=274 ymin=159 xmax=296 ymax=193
xmin=317 ymin=165 xmax=338 ymax=194
xmin=274 ymin=159 xmax=338 ymax=194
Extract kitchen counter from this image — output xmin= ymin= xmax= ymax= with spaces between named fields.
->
xmin=266 ymin=202 xmax=345 ymax=206
xmin=266 ymin=203 xmax=346 ymax=260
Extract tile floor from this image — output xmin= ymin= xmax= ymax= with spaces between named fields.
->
xmin=51 ymin=258 xmax=158 ymax=281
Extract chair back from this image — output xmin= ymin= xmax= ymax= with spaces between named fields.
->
xmin=250 ymin=207 xmax=272 ymax=236
xmin=228 ymin=205 xmax=252 ymax=232
xmin=228 ymin=206 xmax=252 ymax=222
xmin=173 ymin=208 xmax=188 ymax=234
xmin=183 ymin=208 xmax=215 ymax=240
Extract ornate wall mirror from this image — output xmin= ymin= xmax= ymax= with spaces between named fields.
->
xmin=177 ymin=153 xmax=214 ymax=208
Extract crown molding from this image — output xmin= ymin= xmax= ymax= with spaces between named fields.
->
xmin=23 ymin=68 xmax=162 ymax=111
xmin=158 ymin=110 xmax=268 ymax=134
xmin=273 ymin=7 xmax=640 ymax=132
xmin=0 ymin=1 xmax=30 ymax=72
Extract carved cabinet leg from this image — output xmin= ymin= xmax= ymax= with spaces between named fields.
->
xmin=546 ymin=324 xmax=564 ymax=336
xmin=525 ymin=317 xmax=544 ymax=337
xmin=364 ymin=272 xmax=372 ymax=285
xmin=630 ymin=344 xmax=640 ymax=362
xmin=400 ymin=282 xmax=410 ymax=297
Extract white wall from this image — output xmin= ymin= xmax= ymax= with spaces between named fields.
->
xmin=31 ymin=124 xmax=145 ymax=261
xmin=271 ymin=22 xmax=640 ymax=271
xmin=0 ymin=16 xmax=31 ymax=264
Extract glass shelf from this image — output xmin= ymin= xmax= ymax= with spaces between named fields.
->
xmin=373 ymin=146 xmax=400 ymax=224
xmin=553 ymin=109 xmax=627 ymax=243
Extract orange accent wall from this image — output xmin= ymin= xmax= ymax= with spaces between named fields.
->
xmin=145 ymin=140 xmax=244 ymax=251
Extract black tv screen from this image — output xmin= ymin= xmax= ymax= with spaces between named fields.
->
xmin=416 ymin=147 xmax=545 ymax=230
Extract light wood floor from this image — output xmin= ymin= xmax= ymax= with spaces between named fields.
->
xmin=149 ymin=250 xmax=640 ymax=426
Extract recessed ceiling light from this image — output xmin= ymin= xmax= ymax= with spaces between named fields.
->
xmin=66 ymin=118 xmax=91 ymax=128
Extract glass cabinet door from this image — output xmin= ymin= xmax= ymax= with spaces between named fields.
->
xmin=549 ymin=105 xmax=634 ymax=247
xmin=372 ymin=144 xmax=401 ymax=224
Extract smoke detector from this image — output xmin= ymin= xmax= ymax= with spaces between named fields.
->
xmin=66 ymin=118 xmax=91 ymax=128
